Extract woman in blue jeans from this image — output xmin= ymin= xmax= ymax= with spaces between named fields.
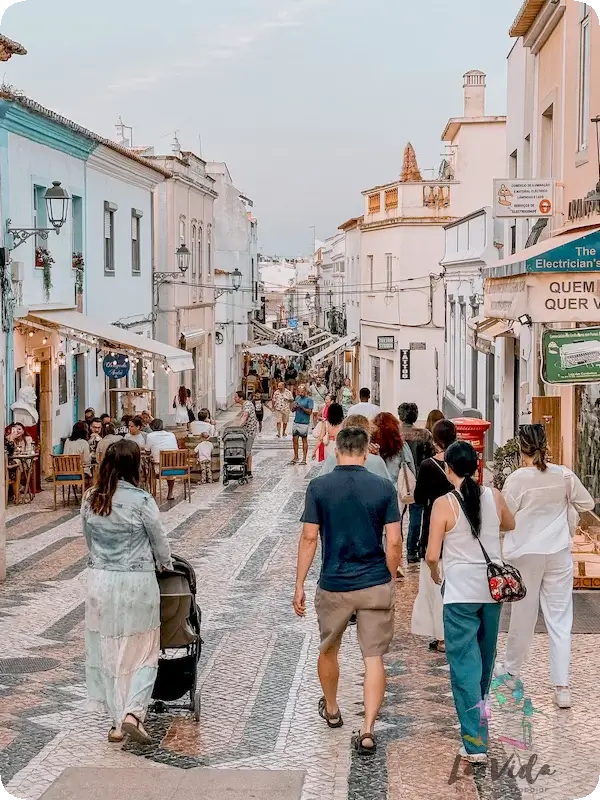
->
xmin=425 ymin=442 xmax=514 ymax=763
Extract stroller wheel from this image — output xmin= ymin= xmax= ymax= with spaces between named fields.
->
xmin=193 ymin=688 xmax=201 ymax=722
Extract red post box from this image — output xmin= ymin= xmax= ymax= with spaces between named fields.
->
xmin=452 ymin=418 xmax=491 ymax=484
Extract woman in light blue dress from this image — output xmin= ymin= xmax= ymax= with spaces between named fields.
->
xmin=81 ymin=438 xmax=172 ymax=744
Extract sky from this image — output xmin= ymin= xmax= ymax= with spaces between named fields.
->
xmin=2 ymin=0 xmax=522 ymax=256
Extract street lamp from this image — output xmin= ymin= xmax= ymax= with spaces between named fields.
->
xmin=176 ymin=244 xmax=191 ymax=274
xmin=6 ymin=180 xmax=71 ymax=249
xmin=44 ymin=182 xmax=71 ymax=230
xmin=232 ymin=268 xmax=242 ymax=291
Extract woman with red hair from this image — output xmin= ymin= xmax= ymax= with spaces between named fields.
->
xmin=372 ymin=412 xmax=415 ymax=486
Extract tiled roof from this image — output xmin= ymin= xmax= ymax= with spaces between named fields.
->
xmin=0 ymin=88 xmax=171 ymax=177
xmin=0 ymin=34 xmax=26 ymax=61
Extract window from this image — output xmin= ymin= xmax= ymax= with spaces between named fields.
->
xmin=368 ymin=255 xmax=374 ymax=291
xmin=578 ymin=4 xmax=591 ymax=152
xmin=72 ymin=196 xmax=83 ymax=254
xmin=191 ymin=224 xmax=197 ymax=283
xmin=385 ymin=254 xmax=393 ymax=291
xmin=179 ymin=216 xmax=186 ymax=245
xmin=510 ymin=223 xmax=517 ymax=255
xmin=448 ymin=301 xmax=456 ymax=389
xmin=252 ymin=256 xmax=257 ymax=301
xmin=458 ymin=303 xmax=466 ymax=399
xmin=384 ymin=187 xmax=398 ymax=210
xmin=33 ymin=185 xmax=47 ymax=253
xmin=207 ymin=224 xmax=212 ymax=274
xmin=368 ymin=193 xmax=381 ymax=214
xmin=541 ymin=104 xmax=554 ymax=178
xmin=198 ymin=226 xmax=203 ymax=299
xmin=131 ymin=209 xmax=142 ymax=275
xmin=104 ymin=202 xmax=117 ymax=275
xmin=523 ymin=135 xmax=531 ymax=177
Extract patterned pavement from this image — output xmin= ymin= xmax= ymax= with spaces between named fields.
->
xmin=1 ymin=412 xmax=599 ymax=800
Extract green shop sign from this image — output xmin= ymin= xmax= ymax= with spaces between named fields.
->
xmin=527 ymin=230 xmax=600 ymax=273
xmin=542 ymin=326 xmax=600 ymax=384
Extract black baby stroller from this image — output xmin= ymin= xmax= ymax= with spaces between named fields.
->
xmin=151 ymin=554 xmax=203 ymax=721
xmin=222 ymin=426 xmax=248 ymax=486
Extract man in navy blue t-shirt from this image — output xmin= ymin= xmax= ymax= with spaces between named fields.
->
xmin=293 ymin=427 xmax=401 ymax=756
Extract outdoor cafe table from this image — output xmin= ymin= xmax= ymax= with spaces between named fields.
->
xmin=12 ymin=453 xmax=39 ymax=504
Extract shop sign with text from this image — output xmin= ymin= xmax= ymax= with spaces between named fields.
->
xmin=525 ymin=229 xmax=600 ymax=272
xmin=485 ymin=273 xmax=600 ymax=323
xmin=493 ymin=179 xmax=554 ymax=218
xmin=542 ymin=326 xmax=600 ymax=384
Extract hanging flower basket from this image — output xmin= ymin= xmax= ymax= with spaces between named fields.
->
xmin=73 ymin=252 xmax=84 ymax=295
xmin=36 ymin=247 xmax=54 ymax=302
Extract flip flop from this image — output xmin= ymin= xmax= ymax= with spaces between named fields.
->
xmin=352 ymin=731 xmax=377 ymax=756
xmin=108 ymin=728 xmax=124 ymax=743
xmin=318 ymin=696 xmax=343 ymax=728
xmin=122 ymin=715 xmax=152 ymax=744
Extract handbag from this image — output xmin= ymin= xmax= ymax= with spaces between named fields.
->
xmin=451 ymin=490 xmax=526 ymax=604
xmin=187 ymin=407 xmax=195 ymax=423
xmin=398 ymin=456 xmax=416 ymax=505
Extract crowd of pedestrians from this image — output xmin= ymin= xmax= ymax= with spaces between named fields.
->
xmin=293 ymin=393 xmax=593 ymax=764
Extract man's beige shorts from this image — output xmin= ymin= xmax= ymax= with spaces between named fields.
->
xmin=274 ymin=409 xmax=290 ymax=424
xmin=314 ymin=581 xmax=395 ymax=658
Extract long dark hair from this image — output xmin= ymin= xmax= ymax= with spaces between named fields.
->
xmin=372 ymin=412 xmax=404 ymax=462
xmin=519 ymin=424 xmax=548 ymax=472
xmin=426 ymin=409 xmax=445 ymax=432
xmin=445 ymin=441 xmax=481 ymax=536
xmin=432 ymin=419 xmax=457 ymax=452
xmin=87 ymin=439 xmax=141 ymax=517
xmin=69 ymin=421 xmax=89 ymax=442
xmin=178 ymin=386 xmax=187 ymax=406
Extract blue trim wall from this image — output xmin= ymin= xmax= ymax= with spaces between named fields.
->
xmin=0 ymin=101 xmax=96 ymax=161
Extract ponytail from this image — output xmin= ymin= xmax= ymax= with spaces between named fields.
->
xmin=519 ymin=424 xmax=548 ymax=472
xmin=461 ymin=474 xmax=482 ymax=537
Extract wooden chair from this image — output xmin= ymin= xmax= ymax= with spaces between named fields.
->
xmin=158 ymin=449 xmax=191 ymax=504
xmin=52 ymin=454 xmax=86 ymax=509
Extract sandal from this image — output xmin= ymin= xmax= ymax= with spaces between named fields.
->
xmin=352 ymin=731 xmax=377 ymax=756
xmin=429 ymin=640 xmax=446 ymax=653
xmin=122 ymin=714 xmax=152 ymax=744
xmin=318 ymin=696 xmax=343 ymax=729
xmin=108 ymin=728 xmax=124 ymax=743
xmin=299 ymin=461 xmax=307 ymax=466
xmin=288 ymin=459 xmax=298 ymax=465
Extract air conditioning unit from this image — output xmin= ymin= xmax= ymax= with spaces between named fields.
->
xmin=11 ymin=261 xmax=24 ymax=282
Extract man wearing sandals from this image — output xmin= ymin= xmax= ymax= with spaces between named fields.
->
xmin=293 ymin=427 xmax=402 ymax=755
xmin=290 ymin=384 xmax=313 ymax=466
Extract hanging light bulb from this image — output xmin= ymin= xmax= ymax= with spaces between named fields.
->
xmin=28 ymin=331 xmax=34 ymax=338
xmin=42 ymin=337 xmax=48 ymax=345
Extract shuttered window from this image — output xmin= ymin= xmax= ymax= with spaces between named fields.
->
xmin=104 ymin=203 xmax=115 ymax=275
xmin=131 ymin=210 xmax=141 ymax=275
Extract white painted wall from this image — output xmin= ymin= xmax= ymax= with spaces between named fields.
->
xmin=344 ymin=225 xmax=361 ymax=338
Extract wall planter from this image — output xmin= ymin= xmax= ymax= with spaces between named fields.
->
xmin=35 ymin=246 xmax=54 ymax=302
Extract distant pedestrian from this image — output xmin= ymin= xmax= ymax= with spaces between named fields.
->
xmin=425 ymin=409 xmax=445 ymax=433
xmin=426 ymin=441 xmax=514 ymax=763
xmin=339 ymin=378 xmax=355 ymax=417
xmin=271 ymin=381 xmax=294 ymax=438
xmin=290 ymin=384 xmax=313 ymax=466
xmin=64 ymin=421 xmax=92 ymax=479
xmin=189 ymin=409 xmax=215 ymax=437
xmin=497 ymin=424 xmax=594 ymax=709
xmin=252 ymin=394 xmax=265 ymax=433
xmin=284 ymin=362 xmax=298 ymax=386
xmin=397 ymin=403 xmax=434 ymax=564
xmin=145 ymin=419 xmax=179 ymax=500
xmin=371 ymin=412 xmax=415 ymax=486
xmin=82 ymin=438 xmax=172 ymax=745
xmin=411 ymin=419 xmax=457 ymax=653
xmin=173 ymin=386 xmax=192 ymax=426
xmin=348 ymin=388 xmax=380 ymax=421
xmin=234 ymin=390 xmax=258 ymax=478
xmin=294 ymin=426 xmax=402 ymax=756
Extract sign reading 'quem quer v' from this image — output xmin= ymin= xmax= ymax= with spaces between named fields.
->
xmin=484 ymin=273 xmax=600 ymax=323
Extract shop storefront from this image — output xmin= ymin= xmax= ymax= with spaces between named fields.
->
xmin=482 ymin=224 xmax=600 ymax=500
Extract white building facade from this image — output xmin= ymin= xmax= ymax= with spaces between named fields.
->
xmin=207 ymin=162 xmax=259 ymax=409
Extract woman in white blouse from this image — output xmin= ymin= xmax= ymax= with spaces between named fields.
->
xmin=498 ymin=424 xmax=594 ymax=709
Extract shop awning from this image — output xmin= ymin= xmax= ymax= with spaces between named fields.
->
xmin=252 ymin=320 xmax=277 ymax=341
xmin=246 ymin=344 xmax=298 ymax=357
xmin=180 ymin=328 xmax=205 ymax=349
xmin=27 ymin=308 xmax=193 ymax=372
xmin=467 ymin=316 xmax=513 ymax=354
xmin=484 ymin=225 xmax=600 ymax=279
xmin=311 ymin=335 xmax=357 ymax=365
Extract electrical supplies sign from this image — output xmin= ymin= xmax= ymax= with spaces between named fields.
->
xmin=542 ymin=326 xmax=600 ymax=384
xmin=493 ymin=179 xmax=555 ymax=218
xmin=103 ymin=353 xmax=130 ymax=380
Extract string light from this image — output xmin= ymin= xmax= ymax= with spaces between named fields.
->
xmin=42 ymin=337 xmax=48 ymax=345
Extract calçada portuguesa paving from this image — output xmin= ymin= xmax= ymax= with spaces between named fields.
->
xmin=1 ymin=412 xmax=599 ymax=800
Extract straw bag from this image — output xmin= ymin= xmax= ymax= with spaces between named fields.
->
xmin=398 ymin=458 xmax=416 ymax=505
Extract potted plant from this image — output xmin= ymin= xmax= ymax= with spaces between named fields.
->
xmin=492 ymin=438 xmax=521 ymax=490
xmin=73 ymin=252 xmax=84 ymax=295
xmin=36 ymin=246 xmax=54 ymax=302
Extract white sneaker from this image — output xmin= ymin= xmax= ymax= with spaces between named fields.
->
xmin=554 ymin=687 xmax=572 ymax=709
xmin=459 ymin=746 xmax=488 ymax=763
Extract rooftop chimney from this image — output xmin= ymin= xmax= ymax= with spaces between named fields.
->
xmin=463 ymin=70 xmax=486 ymax=118
xmin=400 ymin=142 xmax=423 ymax=182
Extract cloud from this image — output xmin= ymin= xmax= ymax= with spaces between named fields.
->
xmin=106 ymin=0 xmax=331 ymax=95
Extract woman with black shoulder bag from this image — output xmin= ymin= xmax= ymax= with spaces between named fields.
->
xmin=426 ymin=441 xmax=515 ymax=764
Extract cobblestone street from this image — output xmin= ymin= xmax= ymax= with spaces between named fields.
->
xmin=0 ymin=413 xmax=599 ymax=800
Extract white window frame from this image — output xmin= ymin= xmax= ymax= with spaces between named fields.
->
xmin=367 ymin=255 xmax=374 ymax=291
xmin=131 ymin=209 xmax=142 ymax=276
xmin=578 ymin=4 xmax=591 ymax=152
xmin=104 ymin=201 xmax=117 ymax=276
xmin=385 ymin=253 xmax=393 ymax=291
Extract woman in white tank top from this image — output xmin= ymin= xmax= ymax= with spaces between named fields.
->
xmin=425 ymin=441 xmax=515 ymax=764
